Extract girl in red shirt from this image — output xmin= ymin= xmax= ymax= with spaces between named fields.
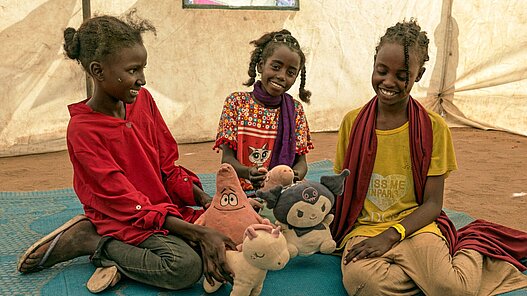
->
xmin=17 ymin=11 xmax=235 ymax=293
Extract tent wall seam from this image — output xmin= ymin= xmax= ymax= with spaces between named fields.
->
xmin=82 ymin=0 xmax=92 ymax=98
xmin=438 ymin=0 xmax=454 ymax=115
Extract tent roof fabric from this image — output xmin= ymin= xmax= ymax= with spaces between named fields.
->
xmin=1 ymin=0 xmax=526 ymax=157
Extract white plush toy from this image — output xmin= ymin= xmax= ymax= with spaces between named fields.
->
xmin=203 ymin=222 xmax=290 ymax=296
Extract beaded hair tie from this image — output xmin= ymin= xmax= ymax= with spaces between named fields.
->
xmin=272 ymin=33 xmax=298 ymax=47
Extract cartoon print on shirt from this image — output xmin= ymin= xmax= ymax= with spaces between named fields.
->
xmin=248 ymin=144 xmax=271 ymax=166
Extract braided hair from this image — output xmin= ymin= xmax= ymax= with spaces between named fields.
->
xmin=375 ymin=18 xmax=429 ymax=90
xmin=63 ymin=9 xmax=156 ymax=73
xmin=244 ymin=29 xmax=311 ymax=103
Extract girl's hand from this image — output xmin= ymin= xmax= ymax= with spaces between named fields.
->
xmin=343 ymin=229 xmax=399 ymax=265
xmin=248 ymin=166 xmax=268 ymax=189
xmin=193 ymin=185 xmax=212 ymax=209
xmin=248 ymin=197 xmax=264 ymax=211
xmin=198 ymin=228 xmax=237 ymax=286
xmin=293 ymin=169 xmax=301 ymax=182
xmin=197 ymin=194 xmax=212 ymax=209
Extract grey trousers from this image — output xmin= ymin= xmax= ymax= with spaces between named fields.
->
xmin=91 ymin=234 xmax=202 ymax=290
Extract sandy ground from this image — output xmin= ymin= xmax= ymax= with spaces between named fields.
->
xmin=1 ymin=128 xmax=526 ymax=231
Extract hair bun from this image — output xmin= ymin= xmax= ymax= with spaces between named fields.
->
xmin=63 ymin=27 xmax=81 ymax=60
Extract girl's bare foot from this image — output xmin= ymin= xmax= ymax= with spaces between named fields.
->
xmin=18 ymin=215 xmax=101 ymax=273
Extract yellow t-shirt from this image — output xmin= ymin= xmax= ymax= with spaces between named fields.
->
xmin=334 ymin=107 xmax=458 ymax=247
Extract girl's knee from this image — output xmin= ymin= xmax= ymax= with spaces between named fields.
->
xmin=343 ymin=275 xmax=384 ymax=295
xmin=342 ymin=263 xmax=384 ymax=295
xmin=427 ymin=280 xmax=478 ymax=296
xmin=163 ymin=250 xmax=203 ymax=290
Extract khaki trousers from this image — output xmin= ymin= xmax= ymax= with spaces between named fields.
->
xmin=341 ymin=233 xmax=527 ymax=296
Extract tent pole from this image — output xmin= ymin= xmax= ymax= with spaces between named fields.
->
xmin=82 ymin=0 xmax=92 ymax=98
xmin=438 ymin=0 xmax=453 ymax=116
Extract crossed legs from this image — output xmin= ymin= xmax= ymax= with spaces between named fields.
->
xmin=341 ymin=233 xmax=527 ymax=296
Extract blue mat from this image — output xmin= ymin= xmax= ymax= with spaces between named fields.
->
xmin=1 ymin=160 xmax=525 ymax=295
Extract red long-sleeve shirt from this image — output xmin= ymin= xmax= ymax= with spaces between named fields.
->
xmin=67 ymin=88 xmax=202 ymax=245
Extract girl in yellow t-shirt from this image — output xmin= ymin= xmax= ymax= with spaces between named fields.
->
xmin=332 ymin=19 xmax=527 ymax=295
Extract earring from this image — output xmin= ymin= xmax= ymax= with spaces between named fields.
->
xmin=117 ymin=78 xmax=122 ymax=82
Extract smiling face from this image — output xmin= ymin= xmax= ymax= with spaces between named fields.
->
xmin=214 ymin=186 xmax=245 ymax=211
xmin=269 ymin=182 xmax=335 ymax=227
xmin=257 ymin=45 xmax=301 ymax=97
xmin=372 ymin=42 xmax=425 ymax=109
xmin=212 ymin=163 xmax=250 ymax=212
xmin=286 ymin=195 xmax=332 ymax=228
xmin=99 ymin=43 xmax=147 ymax=105
xmin=243 ymin=228 xmax=289 ymax=270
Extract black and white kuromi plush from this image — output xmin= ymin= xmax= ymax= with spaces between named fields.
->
xmin=255 ymin=169 xmax=350 ymax=258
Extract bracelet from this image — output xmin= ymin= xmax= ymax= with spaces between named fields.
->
xmin=391 ymin=223 xmax=406 ymax=241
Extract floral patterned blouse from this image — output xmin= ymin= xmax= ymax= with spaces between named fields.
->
xmin=214 ymin=91 xmax=313 ymax=190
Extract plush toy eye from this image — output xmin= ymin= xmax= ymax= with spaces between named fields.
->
xmin=297 ymin=209 xmax=304 ymax=217
xmin=251 ymin=252 xmax=265 ymax=260
xmin=228 ymin=193 xmax=238 ymax=206
xmin=321 ymin=203 xmax=326 ymax=212
xmin=220 ymin=194 xmax=229 ymax=206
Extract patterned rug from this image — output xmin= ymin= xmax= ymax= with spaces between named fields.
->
xmin=1 ymin=160 xmax=525 ymax=295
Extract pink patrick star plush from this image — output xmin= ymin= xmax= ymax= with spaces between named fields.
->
xmin=194 ymin=163 xmax=265 ymax=245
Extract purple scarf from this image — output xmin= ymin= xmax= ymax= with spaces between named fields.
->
xmin=252 ymin=80 xmax=296 ymax=168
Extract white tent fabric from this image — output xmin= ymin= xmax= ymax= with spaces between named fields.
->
xmin=1 ymin=0 xmax=526 ymax=157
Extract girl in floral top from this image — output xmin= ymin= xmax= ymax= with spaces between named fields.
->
xmin=214 ymin=29 xmax=313 ymax=193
